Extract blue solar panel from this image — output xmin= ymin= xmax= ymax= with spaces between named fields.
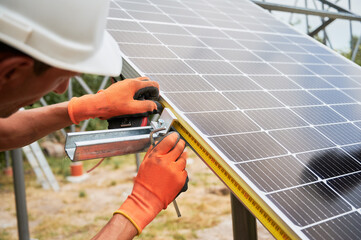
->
xmin=107 ymin=0 xmax=361 ymax=238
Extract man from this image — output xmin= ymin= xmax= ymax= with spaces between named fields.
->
xmin=0 ymin=0 xmax=188 ymax=239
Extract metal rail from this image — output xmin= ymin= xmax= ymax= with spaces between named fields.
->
xmin=11 ymin=149 xmax=30 ymax=240
xmin=252 ymin=1 xmax=361 ymax=21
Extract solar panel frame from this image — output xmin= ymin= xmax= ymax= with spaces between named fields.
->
xmin=107 ymin=0 xmax=361 ymax=239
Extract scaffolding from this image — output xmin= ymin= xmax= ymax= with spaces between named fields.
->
xmin=253 ymin=0 xmax=361 ymax=62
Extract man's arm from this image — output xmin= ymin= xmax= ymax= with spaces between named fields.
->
xmin=91 ymin=214 xmax=137 ymax=240
xmin=0 ymin=102 xmax=72 ymax=151
xmin=0 ymin=77 xmax=160 ymax=151
xmin=93 ymin=132 xmax=188 ymax=239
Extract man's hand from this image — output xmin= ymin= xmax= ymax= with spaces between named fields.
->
xmin=68 ymin=77 xmax=159 ymax=124
xmin=115 ymin=132 xmax=188 ymax=234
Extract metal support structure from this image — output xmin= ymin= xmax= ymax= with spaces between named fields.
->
xmin=75 ymin=76 xmax=93 ymax=95
xmin=5 ymin=151 xmax=10 ymax=168
xmin=11 ymin=149 xmax=30 ymax=240
xmin=288 ymin=0 xmax=299 ymax=24
xmin=22 ymin=146 xmax=50 ymax=190
xmin=68 ymin=79 xmax=75 ymax=133
xmin=351 ymin=31 xmax=361 ymax=62
xmin=231 ymin=193 xmax=257 ymax=240
xmin=308 ymin=18 xmax=335 ymax=37
xmin=316 ymin=0 xmax=352 ymax=13
xmin=305 ymin=0 xmax=309 ymax=34
xmin=306 ymin=0 xmax=333 ymax=47
xmin=348 ymin=0 xmax=353 ymax=51
xmin=252 ymin=1 xmax=361 ymax=21
xmin=321 ymin=2 xmax=326 ymax=44
xmin=135 ymin=153 xmax=141 ymax=172
xmin=29 ymin=142 xmax=60 ymax=191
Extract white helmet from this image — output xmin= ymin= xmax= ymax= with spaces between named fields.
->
xmin=0 ymin=0 xmax=122 ymax=77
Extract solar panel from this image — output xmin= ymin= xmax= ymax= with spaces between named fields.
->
xmin=106 ymin=0 xmax=361 ymax=239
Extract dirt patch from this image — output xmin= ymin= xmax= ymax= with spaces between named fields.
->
xmin=0 ymin=149 xmax=274 ymax=239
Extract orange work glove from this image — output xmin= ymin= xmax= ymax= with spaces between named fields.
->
xmin=114 ymin=132 xmax=188 ymax=234
xmin=67 ymin=77 xmax=159 ymax=124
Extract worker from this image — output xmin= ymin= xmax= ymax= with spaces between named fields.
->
xmin=0 ymin=0 xmax=188 ymax=239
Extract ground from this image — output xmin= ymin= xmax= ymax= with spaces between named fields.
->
xmin=0 ymin=148 xmax=274 ymax=240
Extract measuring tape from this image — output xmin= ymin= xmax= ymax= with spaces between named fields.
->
xmin=161 ymin=100 xmax=297 ymax=240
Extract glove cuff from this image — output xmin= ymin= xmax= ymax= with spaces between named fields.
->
xmin=68 ymin=97 xmax=80 ymax=124
xmin=68 ymin=94 xmax=105 ymax=124
xmin=116 ymin=183 xmax=163 ymax=234
xmin=113 ymin=210 xmax=142 ymax=235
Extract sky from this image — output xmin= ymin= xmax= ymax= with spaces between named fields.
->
xmin=263 ymin=0 xmax=361 ymax=52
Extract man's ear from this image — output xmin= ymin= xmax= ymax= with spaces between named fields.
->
xmin=0 ymin=56 xmax=34 ymax=81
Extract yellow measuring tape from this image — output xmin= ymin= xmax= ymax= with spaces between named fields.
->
xmin=162 ymin=101 xmax=298 ymax=240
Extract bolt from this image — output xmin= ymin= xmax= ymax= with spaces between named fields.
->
xmin=158 ymin=119 xmax=165 ymax=128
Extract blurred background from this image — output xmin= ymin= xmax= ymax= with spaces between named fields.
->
xmin=1 ymin=0 xmax=361 ymax=239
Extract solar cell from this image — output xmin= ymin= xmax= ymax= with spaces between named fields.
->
xmin=309 ymin=90 xmax=354 ymax=104
xmin=292 ymin=106 xmax=347 ymax=125
xmin=237 ymin=156 xmax=318 ymax=192
xmin=250 ymin=76 xmax=300 ymax=89
xmin=328 ymin=172 xmax=361 ymax=208
xmin=245 ymin=108 xmax=308 ymax=130
xmin=203 ymin=75 xmax=261 ymax=91
xmin=288 ymin=76 xmax=333 ymax=89
xmin=107 ymin=0 xmax=361 ymax=238
xmin=302 ymin=212 xmax=361 ymax=240
xmin=267 ymin=182 xmax=352 ymax=226
xmin=296 ymin=149 xmax=361 ymax=179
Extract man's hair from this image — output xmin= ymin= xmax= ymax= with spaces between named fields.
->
xmin=0 ymin=42 xmax=51 ymax=75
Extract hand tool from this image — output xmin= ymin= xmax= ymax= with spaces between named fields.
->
xmin=64 ymin=105 xmax=185 ymax=217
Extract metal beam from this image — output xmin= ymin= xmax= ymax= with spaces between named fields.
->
xmin=11 ymin=149 xmax=30 ymax=240
xmin=309 ymin=18 xmax=335 ymax=37
xmin=351 ymin=32 xmax=361 ymax=62
xmin=231 ymin=193 xmax=257 ymax=240
xmin=252 ymin=1 xmax=361 ymax=21
xmin=305 ymin=0 xmax=309 ymax=34
xmin=68 ymin=80 xmax=75 ymax=133
xmin=316 ymin=0 xmax=352 ymax=14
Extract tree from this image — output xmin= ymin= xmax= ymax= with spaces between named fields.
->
xmin=341 ymin=36 xmax=361 ymax=66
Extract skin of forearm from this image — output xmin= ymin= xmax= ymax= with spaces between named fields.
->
xmin=91 ymin=214 xmax=137 ymax=240
xmin=0 ymin=102 xmax=73 ymax=151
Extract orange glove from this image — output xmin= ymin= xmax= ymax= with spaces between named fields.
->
xmin=68 ymin=77 xmax=159 ymax=124
xmin=114 ymin=132 xmax=188 ymax=234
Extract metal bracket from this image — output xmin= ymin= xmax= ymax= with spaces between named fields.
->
xmin=65 ymin=108 xmax=177 ymax=161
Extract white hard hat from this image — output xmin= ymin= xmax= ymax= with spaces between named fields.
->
xmin=0 ymin=0 xmax=122 ymax=77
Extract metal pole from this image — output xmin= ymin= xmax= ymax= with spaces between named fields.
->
xmin=135 ymin=153 xmax=141 ymax=172
xmin=321 ymin=3 xmax=326 ymax=44
xmin=68 ymin=79 xmax=75 ymax=133
xmin=288 ymin=0 xmax=299 ymax=24
xmin=75 ymin=76 xmax=94 ymax=95
xmin=351 ymin=32 xmax=361 ymax=61
xmin=349 ymin=0 xmax=353 ymax=51
xmin=305 ymin=0 xmax=310 ymax=34
xmin=5 ymin=151 xmax=10 ymax=168
xmin=231 ymin=193 xmax=257 ymax=240
xmin=11 ymin=149 xmax=30 ymax=240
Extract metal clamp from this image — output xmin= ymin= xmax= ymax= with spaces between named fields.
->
xmin=65 ymin=108 xmax=177 ymax=161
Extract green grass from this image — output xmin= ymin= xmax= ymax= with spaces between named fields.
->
xmin=45 ymin=153 xmax=141 ymax=179
xmin=0 ymin=229 xmax=10 ymax=240
xmin=78 ymin=190 xmax=87 ymax=198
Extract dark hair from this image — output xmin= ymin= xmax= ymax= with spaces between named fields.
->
xmin=0 ymin=42 xmax=51 ymax=75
